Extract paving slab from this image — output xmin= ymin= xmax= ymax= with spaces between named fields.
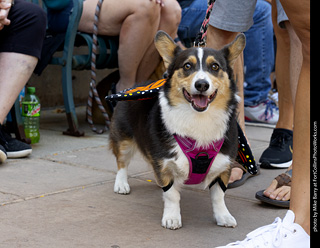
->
xmin=0 ymin=179 xmax=286 ymax=248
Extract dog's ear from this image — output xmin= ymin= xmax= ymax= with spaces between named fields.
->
xmin=222 ymin=33 xmax=246 ymax=68
xmin=155 ymin=31 xmax=181 ymax=69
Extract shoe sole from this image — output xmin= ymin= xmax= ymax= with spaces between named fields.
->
xmin=260 ymin=160 xmax=292 ymax=169
xmin=0 ymin=150 xmax=7 ymax=163
xmin=255 ymin=190 xmax=289 ymax=208
xmin=245 ymin=121 xmax=276 ymax=129
xmin=7 ymin=149 xmax=32 ymax=159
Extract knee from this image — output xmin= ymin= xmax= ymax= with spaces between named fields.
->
xmin=132 ymin=0 xmax=161 ymax=24
xmin=160 ymin=0 xmax=181 ymax=35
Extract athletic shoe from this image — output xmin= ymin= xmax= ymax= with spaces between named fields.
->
xmin=0 ymin=125 xmax=32 ymax=158
xmin=268 ymin=89 xmax=278 ymax=107
xmin=245 ymin=100 xmax=279 ymax=125
xmin=0 ymin=144 xmax=7 ymax=163
xmin=259 ymin=128 xmax=293 ymax=169
xmin=216 ymin=210 xmax=310 ymax=248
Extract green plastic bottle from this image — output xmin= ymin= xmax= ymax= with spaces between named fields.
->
xmin=22 ymin=87 xmax=41 ymax=144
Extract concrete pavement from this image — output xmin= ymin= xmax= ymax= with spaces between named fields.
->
xmin=0 ymin=106 xmax=288 ymax=247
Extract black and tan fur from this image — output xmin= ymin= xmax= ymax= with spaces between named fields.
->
xmin=109 ymin=31 xmax=246 ymax=229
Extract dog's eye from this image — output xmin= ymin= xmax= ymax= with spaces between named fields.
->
xmin=211 ymin=63 xmax=219 ymax=71
xmin=184 ymin=63 xmax=192 ymax=70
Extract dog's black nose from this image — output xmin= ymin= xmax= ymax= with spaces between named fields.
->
xmin=195 ymin=80 xmax=210 ymax=92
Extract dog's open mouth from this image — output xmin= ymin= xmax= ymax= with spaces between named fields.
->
xmin=183 ymin=88 xmax=218 ymax=112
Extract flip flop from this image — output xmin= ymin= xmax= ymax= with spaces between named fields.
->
xmin=255 ymin=169 xmax=292 ymax=208
xmin=228 ymin=161 xmax=260 ymax=189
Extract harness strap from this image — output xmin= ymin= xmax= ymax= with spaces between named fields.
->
xmin=162 ymin=181 xmax=174 ymax=192
xmin=162 ymin=177 xmax=227 ymax=192
xmin=209 ymin=177 xmax=227 ymax=192
xmin=86 ymin=0 xmax=111 ymax=134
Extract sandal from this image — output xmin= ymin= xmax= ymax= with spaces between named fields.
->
xmin=255 ymin=169 xmax=292 ymax=208
xmin=228 ymin=161 xmax=260 ymax=189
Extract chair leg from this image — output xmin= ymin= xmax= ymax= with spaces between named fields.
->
xmin=61 ymin=64 xmax=84 ymax=137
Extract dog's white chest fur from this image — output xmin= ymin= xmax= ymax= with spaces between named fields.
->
xmin=159 ymin=90 xmax=230 ymax=147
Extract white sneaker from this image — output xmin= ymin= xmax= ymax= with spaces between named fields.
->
xmin=245 ymin=100 xmax=279 ymax=126
xmin=216 ymin=210 xmax=310 ymax=248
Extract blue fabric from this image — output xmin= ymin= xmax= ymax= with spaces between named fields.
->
xmin=243 ymin=0 xmax=275 ymax=106
xmin=47 ymin=0 xmax=73 ymax=33
xmin=178 ymin=0 xmax=207 ymax=41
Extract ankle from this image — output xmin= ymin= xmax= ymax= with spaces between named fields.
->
xmin=290 ymin=208 xmax=310 ymax=235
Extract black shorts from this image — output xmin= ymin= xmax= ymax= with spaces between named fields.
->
xmin=0 ymin=0 xmax=47 ymax=59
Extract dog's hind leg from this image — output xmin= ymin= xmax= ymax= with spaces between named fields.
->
xmin=210 ymin=173 xmax=237 ymax=227
xmin=112 ymin=139 xmax=136 ymax=194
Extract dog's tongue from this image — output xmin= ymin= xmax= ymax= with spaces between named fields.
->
xmin=191 ymin=94 xmax=208 ymax=108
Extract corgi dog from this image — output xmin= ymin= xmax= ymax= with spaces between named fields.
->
xmin=109 ymin=31 xmax=246 ymax=230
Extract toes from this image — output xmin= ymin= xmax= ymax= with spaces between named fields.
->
xmin=215 ymin=214 xmax=237 ymax=228
xmin=263 ymin=179 xmax=278 ymax=197
xmin=114 ymin=181 xmax=130 ymax=194
xmin=161 ymin=217 xmax=182 ymax=230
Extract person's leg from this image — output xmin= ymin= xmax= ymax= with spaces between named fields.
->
xmin=79 ymin=0 xmax=161 ymax=91
xmin=0 ymin=0 xmax=46 ymax=124
xmin=280 ymin=0 xmax=310 ymax=234
xmin=207 ymin=26 xmax=244 ymax=126
xmin=0 ymin=53 xmax=38 ymax=124
xmin=263 ymin=0 xmax=308 ymax=218
xmin=257 ymin=1 xmax=295 ymax=171
xmin=217 ymin=0 xmax=310 ymax=246
xmin=0 ymin=0 xmax=46 ymax=162
xmin=243 ymin=0 xmax=274 ymax=108
xmin=261 ymin=2 xmax=301 ymax=199
xmin=177 ymin=0 xmax=207 ymax=42
xmin=207 ymin=0 xmax=256 ymax=184
xmin=136 ymin=0 xmax=181 ymax=83
xmin=243 ymin=0 xmax=279 ymax=125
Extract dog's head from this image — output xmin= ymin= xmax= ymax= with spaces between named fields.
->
xmin=154 ymin=31 xmax=245 ymax=113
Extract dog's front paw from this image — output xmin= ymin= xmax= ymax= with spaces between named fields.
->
xmin=114 ymin=181 xmax=130 ymax=194
xmin=114 ymin=169 xmax=130 ymax=194
xmin=114 ymin=180 xmax=130 ymax=194
xmin=215 ymin=213 xmax=237 ymax=228
xmin=162 ymin=213 xmax=182 ymax=230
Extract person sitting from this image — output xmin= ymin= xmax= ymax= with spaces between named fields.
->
xmin=0 ymin=0 xmax=47 ymax=163
xmin=78 ymin=0 xmax=181 ymax=92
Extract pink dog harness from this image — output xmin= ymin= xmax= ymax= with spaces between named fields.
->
xmin=174 ymin=134 xmax=224 ymax=185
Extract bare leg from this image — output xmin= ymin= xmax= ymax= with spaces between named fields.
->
xmin=117 ymin=3 xmax=161 ymax=91
xmin=262 ymin=1 xmax=303 ymax=202
xmin=273 ymin=3 xmax=295 ymax=130
xmin=136 ymin=0 xmax=181 ymax=82
xmin=0 ymin=53 xmax=38 ymax=124
xmin=280 ymin=0 xmax=310 ymax=235
xmin=79 ymin=0 xmax=161 ymax=91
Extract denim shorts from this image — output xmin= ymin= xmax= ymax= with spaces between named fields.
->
xmin=209 ymin=0 xmax=257 ymax=32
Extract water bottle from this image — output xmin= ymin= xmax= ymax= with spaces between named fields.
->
xmin=22 ymin=87 xmax=41 ymax=144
